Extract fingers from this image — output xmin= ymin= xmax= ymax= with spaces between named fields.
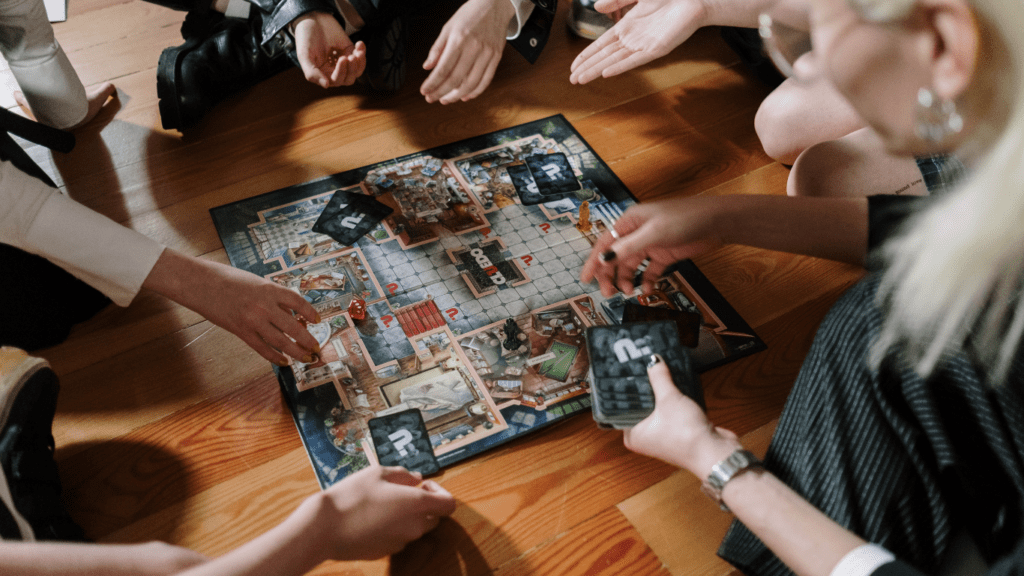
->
xmin=244 ymin=333 xmax=291 ymax=367
xmin=418 ymin=480 xmax=457 ymax=516
xmin=594 ymin=0 xmax=636 ymax=13
xmin=380 ymin=466 xmax=422 ymax=486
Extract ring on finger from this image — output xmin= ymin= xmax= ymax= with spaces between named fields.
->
xmin=609 ymin=228 xmax=620 ymax=240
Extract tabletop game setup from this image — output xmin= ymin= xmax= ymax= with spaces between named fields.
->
xmin=211 ymin=115 xmax=765 ymax=488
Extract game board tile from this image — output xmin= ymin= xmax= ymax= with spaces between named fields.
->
xmin=98 ymin=448 xmax=321 ymax=557
xmin=52 ymin=318 xmax=273 ymax=456
xmin=617 ymin=423 xmax=776 ymax=576
xmin=56 ymin=371 xmax=298 ymax=540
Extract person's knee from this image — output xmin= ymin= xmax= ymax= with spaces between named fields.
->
xmin=787 ymin=140 xmax=848 ymax=197
xmin=755 ymin=90 xmax=807 ymax=165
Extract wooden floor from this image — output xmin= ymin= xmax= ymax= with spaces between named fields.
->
xmin=13 ymin=1 xmax=864 ymax=574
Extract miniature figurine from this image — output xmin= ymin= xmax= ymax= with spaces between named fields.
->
xmin=576 ymin=201 xmax=592 ymax=234
xmin=502 ymin=318 xmax=523 ymax=351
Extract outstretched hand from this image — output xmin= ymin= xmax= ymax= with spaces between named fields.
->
xmin=293 ymin=11 xmax=367 ymax=88
xmin=420 ymin=0 xmax=514 ymax=104
xmin=144 ymin=249 xmax=322 ymax=366
xmin=314 ymin=466 xmax=457 ymax=560
xmin=623 ymin=357 xmax=740 ymax=476
xmin=580 ymin=195 xmax=725 ymax=296
xmin=570 ymin=0 xmax=708 ymax=85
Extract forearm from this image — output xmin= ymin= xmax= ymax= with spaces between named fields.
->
xmin=178 ymin=495 xmax=328 ymax=576
xmin=0 ymin=541 xmax=206 ymax=576
xmin=713 ymin=195 xmax=868 ymax=265
xmin=722 ymin=470 xmax=867 ymax=576
xmin=702 ymin=0 xmax=806 ymax=28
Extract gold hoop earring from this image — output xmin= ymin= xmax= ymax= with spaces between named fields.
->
xmin=915 ymin=87 xmax=964 ymax=143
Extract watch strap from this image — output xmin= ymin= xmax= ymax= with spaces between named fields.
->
xmin=700 ymin=449 xmax=762 ymax=512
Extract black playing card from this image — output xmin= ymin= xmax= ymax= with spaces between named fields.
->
xmin=367 ymin=408 xmax=440 ymax=475
xmin=622 ymin=302 xmax=702 ymax=348
xmin=312 ymin=189 xmax=393 ymax=246
xmin=525 ymin=153 xmax=581 ymax=196
xmin=586 ymin=320 xmax=704 ymax=429
xmin=507 ymin=164 xmax=550 ymax=206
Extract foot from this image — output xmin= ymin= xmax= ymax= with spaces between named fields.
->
xmin=0 ymin=348 xmax=85 ymax=541
xmin=157 ymin=13 xmax=291 ymax=131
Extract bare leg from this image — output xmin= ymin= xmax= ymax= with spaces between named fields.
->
xmin=755 ymin=76 xmax=866 ymax=165
xmin=787 ymin=127 xmax=926 ymax=198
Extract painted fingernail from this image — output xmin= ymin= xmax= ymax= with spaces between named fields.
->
xmin=599 ymin=250 xmax=616 ymax=262
xmin=275 ymin=359 xmax=290 ymax=367
xmin=312 ymin=344 xmax=321 ymax=355
xmin=301 ymin=355 xmax=313 ymax=363
xmin=314 ymin=314 xmax=322 ymax=323
xmin=647 ymin=354 xmax=663 ymax=368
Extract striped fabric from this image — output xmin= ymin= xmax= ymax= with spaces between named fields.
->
xmin=717 ymin=275 xmax=1024 ymax=576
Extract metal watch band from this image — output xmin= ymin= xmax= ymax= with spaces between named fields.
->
xmin=700 ymin=449 xmax=762 ymax=512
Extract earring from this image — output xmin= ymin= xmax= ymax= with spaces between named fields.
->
xmin=915 ymin=87 xmax=964 ymax=143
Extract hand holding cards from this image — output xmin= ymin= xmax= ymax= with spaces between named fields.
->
xmin=585 ymin=320 xmax=704 ymax=429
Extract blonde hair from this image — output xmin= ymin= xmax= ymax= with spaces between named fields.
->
xmin=871 ymin=0 xmax=1024 ymax=381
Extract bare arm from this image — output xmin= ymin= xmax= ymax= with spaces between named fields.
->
xmin=581 ymin=194 xmax=868 ymax=296
xmin=624 ymin=360 xmax=866 ymax=576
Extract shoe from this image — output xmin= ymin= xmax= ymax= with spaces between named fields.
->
xmin=356 ymin=13 xmax=406 ymax=93
xmin=157 ymin=12 xmax=291 ymax=131
xmin=0 ymin=348 xmax=85 ymax=541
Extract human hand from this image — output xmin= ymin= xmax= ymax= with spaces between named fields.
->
xmin=623 ymin=356 xmax=740 ymax=477
xmin=308 ymin=466 xmax=457 ymax=560
xmin=16 ymin=82 xmax=117 ymax=130
xmin=570 ymin=0 xmax=707 ymax=85
xmin=580 ymin=195 xmax=725 ymax=296
xmin=145 ymin=250 xmax=322 ymax=366
xmin=420 ymin=0 xmax=515 ymax=104
xmin=293 ymin=11 xmax=367 ymax=88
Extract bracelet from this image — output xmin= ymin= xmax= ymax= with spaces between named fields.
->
xmin=699 ymin=449 xmax=762 ymax=512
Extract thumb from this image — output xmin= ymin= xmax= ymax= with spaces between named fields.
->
xmin=419 ymin=480 xmax=457 ymax=516
xmin=646 ymin=354 xmax=681 ymax=401
xmin=594 ymin=0 xmax=635 ymax=14
xmin=609 ymin=219 xmax=661 ymax=265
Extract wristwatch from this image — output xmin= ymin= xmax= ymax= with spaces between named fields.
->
xmin=700 ymin=449 xmax=762 ymax=512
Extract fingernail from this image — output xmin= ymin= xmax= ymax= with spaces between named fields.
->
xmin=599 ymin=250 xmax=616 ymax=262
xmin=647 ymin=354 xmax=663 ymax=368
xmin=312 ymin=344 xmax=321 ymax=355
xmin=314 ymin=314 xmax=322 ymax=323
xmin=301 ymin=355 xmax=313 ymax=363
xmin=275 ymin=359 xmax=289 ymax=367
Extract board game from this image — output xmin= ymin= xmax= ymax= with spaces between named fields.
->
xmin=210 ymin=115 xmax=765 ymax=488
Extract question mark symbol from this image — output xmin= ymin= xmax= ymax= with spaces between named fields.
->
xmin=388 ymin=429 xmax=414 ymax=457
xmin=539 ymin=223 xmax=551 ymax=233
xmin=520 ymin=255 xmax=533 ymax=266
xmin=481 ymin=227 xmax=491 ymax=239
xmin=386 ymin=283 xmax=398 ymax=295
xmin=446 ymin=308 xmax=459 ymax=321
xmin=382 ymin=315 xmax=394 ymax=328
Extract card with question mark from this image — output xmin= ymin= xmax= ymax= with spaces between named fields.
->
xmin=367 ymin=408 xmax=440 ymax=475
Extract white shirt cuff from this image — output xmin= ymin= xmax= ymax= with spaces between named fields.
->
xmin=0 ymin=163 xmax=165 ymax=306
xmin=505 ymin=0 xmax=535 ymax=40
xmin=830 ymin=544 xmax=897 ymax=576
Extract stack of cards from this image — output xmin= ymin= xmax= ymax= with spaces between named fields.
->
xmin=367 ymin=408 xmax=440 ymax=475
xmin=585 ymin=320 xmax=704 ymax=429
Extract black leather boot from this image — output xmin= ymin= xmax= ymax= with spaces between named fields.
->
xmin=157 ymin=12 xmax=291 ymax=131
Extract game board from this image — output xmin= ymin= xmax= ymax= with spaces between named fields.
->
xmin=211 ymin=115 xmax=765 ymax=488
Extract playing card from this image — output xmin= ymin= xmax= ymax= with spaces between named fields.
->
xmin=586 ymin=320 xmax=704 ymax=429
xmin=526 ymin=153 xmax=581 ymax=196
xmin=367 ymin=408 xmax=440 ymax=475
xmin=312 ymin=189 xmax=394 ymax=246
xmin=622 ymin=302 xmax=702 ymax=348
xmin=507 ymin=164 xmax=549 ymax=206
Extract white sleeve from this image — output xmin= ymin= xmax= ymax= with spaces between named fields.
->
xmin=0 ymin=0 xmax=87 ymax=129
xmin=830 ymin=544 xmax=897 ymax=576
xmin=0 ymin=162 xmax=165 ymax=306
xmin=505 ymin=0 xmax=535 ymax=40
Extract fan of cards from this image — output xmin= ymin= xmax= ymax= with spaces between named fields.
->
xmin=585 ymin=319 xmax=704 ymax=429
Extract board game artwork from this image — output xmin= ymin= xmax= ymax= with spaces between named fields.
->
xmin=211 ymin=115 xmax=766 ymax=488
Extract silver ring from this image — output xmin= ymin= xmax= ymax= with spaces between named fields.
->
xmin=609 ymin=228 xmax=620 ymax=240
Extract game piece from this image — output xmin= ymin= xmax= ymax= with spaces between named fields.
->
xmin=211 ymin=115 xmax=765 ymax=489
xmin=348 ymin=297 xmax=366 ymax=321
xmin=577 ymin=201 xmax=592 ymax=233
xmin=586 ymin=320 xmax=704 ymax=429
